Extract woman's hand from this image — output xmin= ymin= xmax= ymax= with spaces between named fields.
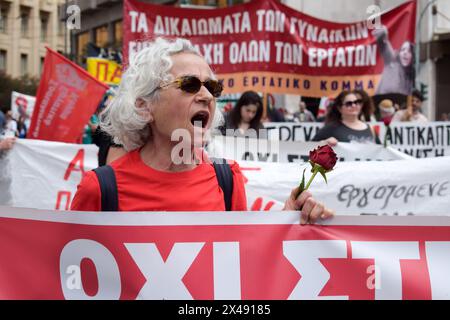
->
xmin=325 ymin=137 xmax=338 ymax=147
xmin=372 ymin=25 xmax=388 ymax=41
xmin=283 ymin=188 xmax=335 ymax=225
xmin=0 ymin=137 xmax=16 ymax=151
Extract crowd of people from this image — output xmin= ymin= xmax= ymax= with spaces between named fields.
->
xmin=0 ymin=36 xmax=446 ymax=221
xmin=217 ymin=87 xmax=430 ymax=146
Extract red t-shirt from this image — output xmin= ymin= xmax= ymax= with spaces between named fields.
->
xmin=70 ymin=149 xmax=247 ymax=212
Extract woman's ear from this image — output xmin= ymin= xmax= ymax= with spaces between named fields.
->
xmin=135 ymin=98 xmax=154 ymax=123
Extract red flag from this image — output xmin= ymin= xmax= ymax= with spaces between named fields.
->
xmin=27 ymin=48 xmax=108 ymax=143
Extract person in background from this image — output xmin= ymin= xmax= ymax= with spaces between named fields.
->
xmin=4 ymin=110 xmax=18 ymax=138
xmin=354 ymin=89 xmax=376 ymax=122
xmin=373 ymin=26 xmax=415 ymax=96
xmin=17 ymin=115 xmax=28 ymax=138
xmin=293 ymin=100 xmax=315 ymax=122
xmin=220 ymin=90 xmax=267 ymax=138
xmin=391 ymin=89 xmax=428 ymax=122
xmin=0 ymin=109 xmax=5 ymax=135
xmin=312 ymin=90 xmax=379 ymax=146
xmin=90 ymin=92 xmax=126 ymax=167
xmin=378 ymin=99 xmax=396 ymax=121
xmin=71 ymin=37 xmax=334 ymax=224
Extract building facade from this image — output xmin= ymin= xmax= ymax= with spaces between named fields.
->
xmin=62 ymin=0 xmax=245 ymax=65
xmin=0 ymin=0 xmax=67 ymax=78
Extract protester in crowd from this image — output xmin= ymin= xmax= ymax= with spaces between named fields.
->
xmin=391 ymin=89 xmax=428 ymax=122
xmin=0 ymin=109 xmax=5 ymax=135
xmin=82 ymin=115 xmax=96 ymax=144
xmin=71 ymin=37 xmax=334 ymax=224
xmin=17 ymin=115 xmax=28 ymax=138
xmin=373 ymin=26 xmax=415 ymax=96
xmin=4 ymin=110 xmax=18 ymax=137
xmin=219 ymin=90 xmax=267 ymax=138
xmin=354 ymin=89 xmax=376 ymax=122
xmin=89 ymin=93 xmax=126 ymax=167
xmin=312 ymin=91 xmax=379 ymax=146
xmin=293 ymin=100 xmax=315 ymax=122
xmin=378 ymin=99 xmax=396 ymax=123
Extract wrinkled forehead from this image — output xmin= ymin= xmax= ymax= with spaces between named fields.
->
xmin=169 ymin=52 xmax=215 ymax=79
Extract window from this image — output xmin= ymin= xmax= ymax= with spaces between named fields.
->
xmin=20 ymin=7 xmax=30 ymax=37
xmin=20 ymin=53 xmax=28 ymax=76
xmin=40 ymin=56 xmax=45 ymax=75
xmin=77 ymin=31 xmax=89 ymax=64
xmin=0 ymin=50 xmax=6 ymax=71
xmin=40 ymin=12 xmax=49 ymax=41
xmin=114 ymin=20 xmax=123 ymax=46
xmin=95 ymin=25 xmax=108 ymax=47
xmin=0 ymin=4 xmax=9 ymax=33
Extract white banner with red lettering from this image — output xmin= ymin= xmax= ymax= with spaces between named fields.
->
xmin=0 ymin=207 xmax=449 ymax=300
xmin=2 ymin=139 xmax=98 ymax=210
xmin=1 ymin=139 xmax=449 ymax=215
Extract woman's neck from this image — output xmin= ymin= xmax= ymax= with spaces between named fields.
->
xmin=341 ymin=114 xmax=359 ymax=125
xmin=239 ymin=122 xmax=250 ymax=131
xmin=341 ymin=115 xmax=367 ymax=130
xmin=140 ymin=136 xmax=199 ymax=172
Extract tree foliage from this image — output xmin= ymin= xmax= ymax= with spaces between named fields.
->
xmin=0 ymin=72 xmax=39 ymax=113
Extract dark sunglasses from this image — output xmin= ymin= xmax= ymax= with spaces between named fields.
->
xmin=343 ymin=99 xmax=363 ymax=107
xmin=159 ymin=76 xmax=223 ymax=98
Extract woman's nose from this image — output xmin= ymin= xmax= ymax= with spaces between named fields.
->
xmin=195 ymin=85 xmax=214 ymax=104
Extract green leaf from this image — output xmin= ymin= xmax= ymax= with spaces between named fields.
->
xmin=299 ymin=168 xmax=306 ymax=192
xmin=308 ymin=160 xmax=315 ymax=172
xmin=318 ymin=166 xmax=328 ymax=184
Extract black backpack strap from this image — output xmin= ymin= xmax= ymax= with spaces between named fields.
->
xmin=93 ymin=165 xmax=118 ymax=211
xmin=210 ymin=158 xmax=233 ymax=211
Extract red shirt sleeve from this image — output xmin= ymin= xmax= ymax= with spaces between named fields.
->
xmin=70 ymin=171 xmax=101 ymax=211
xmin=229 ymin=160 xmax=248 ymax=211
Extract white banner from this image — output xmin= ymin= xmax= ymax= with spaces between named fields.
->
xmin=2 ymin=139 xmax=449 ymax=216
xmin=1 ymin=139 xmax=98 ymax=210
xmin=264 ymin=122 xmax=450 ymax=158
xmin=242 ymin=157 xmax=450 ymax=215
xmin=11 ymin=91 xmax=36 ymax=122
xmin=207 ymin=136 xmax=412 ymax=163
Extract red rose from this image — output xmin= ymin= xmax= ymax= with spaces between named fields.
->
xmin=383 ymin=115 xmax=393 ymax=127
xmin=295 ymin=145 xmax=338 ymax=197
xmin=309 ymin=145 xmax=338 ymax=171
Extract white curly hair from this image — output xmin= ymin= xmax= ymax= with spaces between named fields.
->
xmin=99 ymin=37 xmax=223 ymax=151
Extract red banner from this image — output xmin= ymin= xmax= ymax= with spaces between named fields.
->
xmin=123 ymin=0 xmax=416 ymax=97
xmin=1 ymin=208 xmax=450 ymax=300
xmin=27 ymin=48 xmax=108 ymax=143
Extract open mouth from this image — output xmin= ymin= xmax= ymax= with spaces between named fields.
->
xmin=190 ymin=111 xmax=210 ymax=129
